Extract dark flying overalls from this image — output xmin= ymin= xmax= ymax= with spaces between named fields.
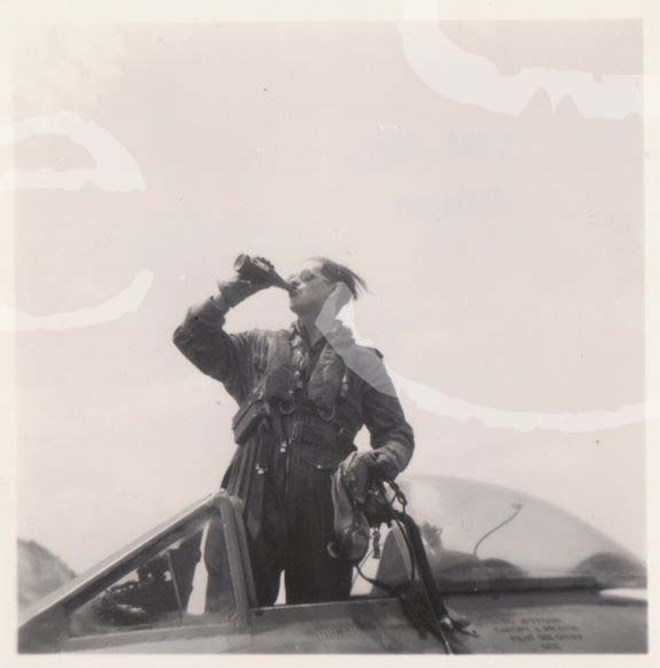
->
xmin=173 ymin=285 xmax=414 ymax=606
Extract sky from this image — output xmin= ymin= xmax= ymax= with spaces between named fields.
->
xmin=7 ymin=19 xmax=645 ymax=572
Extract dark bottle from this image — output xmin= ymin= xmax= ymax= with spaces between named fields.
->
xmin=233 ymin=254 xmax=293 ymax=292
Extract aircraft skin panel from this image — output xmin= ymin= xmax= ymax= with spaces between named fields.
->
xmin=61 ymin=621 xmax=241 ymax=654
xmin=247 ymin=597 xmax=445 ymax=653
xmin=61 ymin=598 xmax=447 ymax=654
xmin=443 ymin=590 xmax=647 ymax=654
xmin=56 ymin=589 xmax=647 ymax=654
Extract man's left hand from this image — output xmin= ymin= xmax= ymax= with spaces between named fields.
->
xmin=346 ymin=449 xmax=399 ymax=483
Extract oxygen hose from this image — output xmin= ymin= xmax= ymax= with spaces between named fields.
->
xmin=354 ymin=480 xmax=457 ymax=654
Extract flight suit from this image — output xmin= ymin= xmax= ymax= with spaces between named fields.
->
xmin=173 ymin=282 xmax=414 ymax=606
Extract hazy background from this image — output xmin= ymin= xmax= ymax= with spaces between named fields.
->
xmin=10 ymin=21 xmax=644 ymax=572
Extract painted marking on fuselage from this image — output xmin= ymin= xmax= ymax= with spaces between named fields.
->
xmin=490 ymin=615 xmax=585 ymax=650
xmin=315 ymin=623 xmax=360 ymax=642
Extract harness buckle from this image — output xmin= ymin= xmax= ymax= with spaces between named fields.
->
xmin=279 ymin=398 xmax=295 ymax=415
xmin=317 ymin=404 xmax=336 ymax=421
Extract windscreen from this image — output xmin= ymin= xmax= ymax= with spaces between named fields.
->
xmin=63 ymin=518 xmax=235 ymax=639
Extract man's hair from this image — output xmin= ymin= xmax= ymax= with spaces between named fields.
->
xmin=312 ymin=257 xmax=368 ymax=300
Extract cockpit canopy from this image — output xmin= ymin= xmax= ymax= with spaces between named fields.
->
xmin=358 ymin=476 xmax=644 ymax=595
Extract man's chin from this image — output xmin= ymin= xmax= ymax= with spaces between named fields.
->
xmin=289 ymin=298 xmax=313 ymax=317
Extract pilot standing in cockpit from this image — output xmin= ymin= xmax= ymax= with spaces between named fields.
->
xmin=173 ymin=256 xmax=414 ymax=606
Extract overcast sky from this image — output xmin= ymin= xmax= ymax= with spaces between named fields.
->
xmin=10 ymin=20 xmax=644 ymax=572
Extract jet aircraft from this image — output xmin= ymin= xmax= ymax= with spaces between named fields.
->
xmin=18 ymin=475 xmax=646 ymax=654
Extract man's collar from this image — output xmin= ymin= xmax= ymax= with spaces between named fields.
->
xmin=290 ymin=319 xmax=325 ymax=348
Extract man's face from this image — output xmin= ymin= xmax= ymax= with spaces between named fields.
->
xmin=288 ymin=260 xmax=335 ymax=317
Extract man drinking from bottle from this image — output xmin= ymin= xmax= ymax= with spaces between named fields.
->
xmin=173 ymin=256 xmax=414 ymax=606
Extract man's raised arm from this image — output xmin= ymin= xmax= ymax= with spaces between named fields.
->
xmin=172 ymin=276 xmax=269 ymax=402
